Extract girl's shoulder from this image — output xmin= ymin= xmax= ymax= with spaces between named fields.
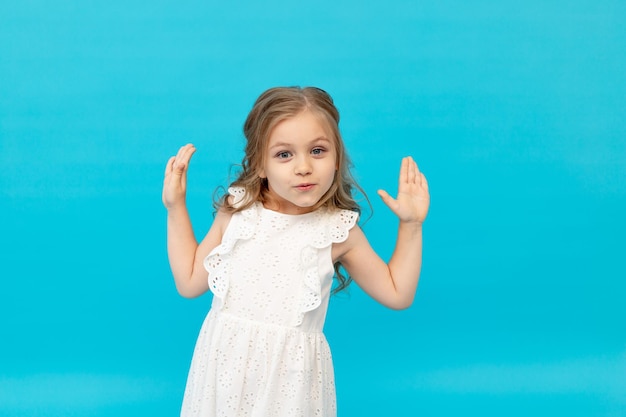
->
xmin=216 ymin=186 xmax=259 ymax=214
xmin=228 ymin=186 xmax=252 ymax=208
xmin=303 ymin=206 xmax=359 ymax=249
xmin=322 ymin=206 xmax=359 ymax=230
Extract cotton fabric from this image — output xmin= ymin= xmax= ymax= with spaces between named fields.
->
xmin=181 ymin=188 xmax=358 ymax=417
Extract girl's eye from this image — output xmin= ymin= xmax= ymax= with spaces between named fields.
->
xmin=311 ymin=148 xmax=325 ymax=156
xmin=276 ymin=151 xmax=292 ymax=159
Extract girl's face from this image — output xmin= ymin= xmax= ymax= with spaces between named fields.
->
xmin=259 ymin=110 xmax=337 ymax=214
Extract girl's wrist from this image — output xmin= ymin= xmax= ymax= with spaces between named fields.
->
xmin=166 ymin=202 xmax=189 ymax=215
xmin=398 ymin=220 xmax=424 ymax=233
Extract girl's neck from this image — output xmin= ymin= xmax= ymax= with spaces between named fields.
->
xmin=261 ymin=200 xmax=320 ymax=215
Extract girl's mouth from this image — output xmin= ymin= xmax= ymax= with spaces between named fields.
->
xmin=295 ymin=183 xmax=315 ymax=191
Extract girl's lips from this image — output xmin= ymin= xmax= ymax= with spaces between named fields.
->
xmin=295 ymin=184 xmax=315 ymax=191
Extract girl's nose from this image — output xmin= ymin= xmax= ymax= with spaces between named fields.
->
xmin=295 ymin=156 xmax=312 ymax=175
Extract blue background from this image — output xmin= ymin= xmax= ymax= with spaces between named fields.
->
xmin=1 ymin=1 xmax=625 ymax=416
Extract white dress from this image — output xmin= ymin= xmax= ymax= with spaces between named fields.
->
xmin=181 ymin=187 xmax=358 ymax=417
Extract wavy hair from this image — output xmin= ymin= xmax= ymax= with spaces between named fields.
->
xmin=215 ymin=86 xmax=368 ymax=293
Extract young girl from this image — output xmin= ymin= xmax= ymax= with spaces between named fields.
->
xmin=163 ymin=86 xmax=429 ymax=417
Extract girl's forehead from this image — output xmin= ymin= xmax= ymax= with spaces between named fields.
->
xmin=269 ymin=110 xmax=334 ymax=139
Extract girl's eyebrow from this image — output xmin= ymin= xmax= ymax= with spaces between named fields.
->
xmin=311 ymin=137 xmax=331 ymax=145
xmin=268 ymin=137 xmax=331 ymax=150
xmin=268 ymin=141 xmax=291 ymax=150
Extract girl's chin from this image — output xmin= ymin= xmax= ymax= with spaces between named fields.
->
xmin=262 ymin=198 xmax=313 ymax=214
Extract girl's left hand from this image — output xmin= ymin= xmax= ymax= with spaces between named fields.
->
xmin=378 ymin=156 xmax=430 ymax=224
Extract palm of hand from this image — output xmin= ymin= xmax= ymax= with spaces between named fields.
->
xmin=378 ymin=156 xmax=430 ymax=224
xmin=162 ymin=144 xmax=196 ymax=209
xmin=162 ymin=169 xmax=186 ymax=209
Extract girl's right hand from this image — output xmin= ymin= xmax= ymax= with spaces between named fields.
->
xmin=162 ymin=144 xmax=196 ymax=210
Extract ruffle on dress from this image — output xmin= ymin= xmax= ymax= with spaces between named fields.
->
xmin=204 ymin=187 xmax=259 ymax=309
xmin=204 ymin=187 xmax=358 ymax=326
xmin=297 ymin=208 xmax=358 ymax=325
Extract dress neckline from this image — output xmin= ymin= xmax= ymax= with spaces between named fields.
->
xmin=259 ymin=202 xmax=321 ymax=218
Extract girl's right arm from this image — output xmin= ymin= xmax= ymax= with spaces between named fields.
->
xmin=163 ymin=144 xmax=232 ymax=298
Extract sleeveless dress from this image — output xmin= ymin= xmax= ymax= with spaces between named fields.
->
xmin=180 ymin=187 xmax=358 ymax=417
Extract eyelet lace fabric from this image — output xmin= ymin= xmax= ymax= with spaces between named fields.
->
xmin=204 ymin=188 xmax=258 ymax=309
xmin=182 ymin=187 xmax=358 ymax=417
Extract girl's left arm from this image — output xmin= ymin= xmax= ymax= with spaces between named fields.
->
xmin=335 ymin=156 xmax=430 ymax=309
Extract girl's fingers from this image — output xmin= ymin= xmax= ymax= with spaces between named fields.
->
xmin=399 ymin=156 xmax=421 ymax=188
xmin=169 ymin=144 xmax=196 ymax=177
xmin=164 ymin=156 xmax=176 ymax=177
xmin=175 ymin=143 xmax=191 ymax=159
xmin=413 ymin=160 xmax=422 ymax=180
xmin=408 ymin=157 xmax=418 ymax=184
xmin=181 ymin=144 xmax=196 ymax=167
xmin=398 ymin=157 xmax=408 ymax=188
xmin=420 ymin=173 xmax=429 ymax=191
xmin=377 ymin=189 xmax=397 ymax=211
xmin=183 ymin=146 xmax=196 ymax=176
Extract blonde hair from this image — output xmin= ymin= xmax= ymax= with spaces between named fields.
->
xmin=216 ymin=86 xmax=368 ymax=292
